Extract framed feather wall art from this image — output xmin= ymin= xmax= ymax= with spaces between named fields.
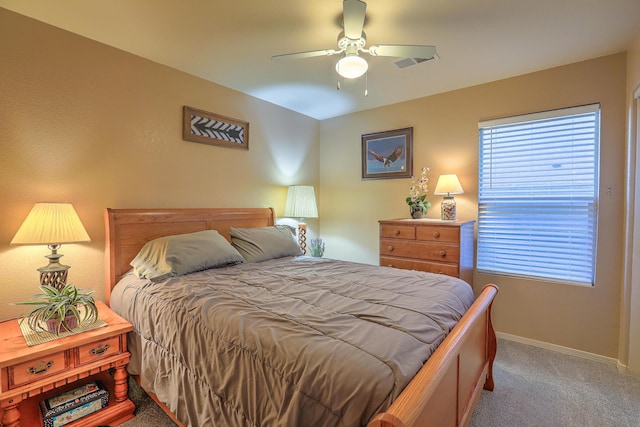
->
xmin=182 ymin=106 xmax=249 ymax=150
xmin=361 ymin=127 xmax=413 ymax=180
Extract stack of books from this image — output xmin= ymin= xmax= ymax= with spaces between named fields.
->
xmin=39 ymin=381 xmax=109 ymax=427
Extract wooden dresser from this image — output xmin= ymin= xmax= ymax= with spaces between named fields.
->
xmin=379 ymin=219 xmax=475 ymax=285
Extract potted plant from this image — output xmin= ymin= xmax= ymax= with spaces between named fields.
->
xmin=309 ymin=238 xmax=325 ymax=257
xmin=15 ymin=284 xmax=98 ymax=334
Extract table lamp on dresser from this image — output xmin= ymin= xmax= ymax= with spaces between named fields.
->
xmin=434 ymin=174 xmax=464 ymax=220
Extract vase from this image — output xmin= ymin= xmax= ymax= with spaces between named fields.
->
xmin=410 ymin=205 xmax=424 ymax=219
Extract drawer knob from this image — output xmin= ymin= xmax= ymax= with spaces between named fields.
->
xmin=387 ymin=245 xmax=394 ymax=252
xmin=433 ymin=231 xmax=440 ymax=238
xmin=440 ymin=250 xmax=446 ymax=257
xmin=28 ymin=360 xmax=53 ymax=375
xmin=393 ymin=229 xmax=400 ymax=236
xmin=90 ymin=343 xmax=111 ymax=356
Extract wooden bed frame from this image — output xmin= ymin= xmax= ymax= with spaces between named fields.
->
xmin=104 ymin=207 xmax=498 ymax=427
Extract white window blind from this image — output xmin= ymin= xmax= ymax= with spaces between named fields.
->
xmin=477 ymin=104 xmax=600 ymax=285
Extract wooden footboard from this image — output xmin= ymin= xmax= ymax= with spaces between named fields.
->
xmin=368 ymin=284 xmax=498 ymax=427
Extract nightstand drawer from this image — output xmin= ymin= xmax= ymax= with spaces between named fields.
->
xmin=10 ymin=351 xmax=68 ymax=388
xmin=79 ymin=335 xmax=122 ymax=365
xmin=380 ymin=225 xmax=416 ymax=240
xmin=415 ymin=225 xmax=459 ymax=243
xmin=380 ymin=239 xmax=460 ymax=262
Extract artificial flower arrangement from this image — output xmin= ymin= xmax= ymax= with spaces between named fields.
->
xmin=406 ymin=166 xmax=432 ymax=218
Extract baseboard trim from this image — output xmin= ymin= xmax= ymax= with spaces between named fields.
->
xmin=496 ymin=332 xmax=620 ymax=367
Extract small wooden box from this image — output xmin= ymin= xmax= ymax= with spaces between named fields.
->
xmin=40 ymin=381 xmax=109 ymax=427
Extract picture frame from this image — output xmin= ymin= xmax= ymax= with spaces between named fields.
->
xmin=361 ymin=127 xmax=413 ymax=180
xmin=182 ymin=106 xmax=249 ymax=150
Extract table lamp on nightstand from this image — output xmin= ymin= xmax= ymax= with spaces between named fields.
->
xmin=434 ymin=174 xmax=464 ymax=220
xmin=11 ymin=202 xmax=91 ymax=289
xmin=284 ymin=185 xmax=318 ymax=255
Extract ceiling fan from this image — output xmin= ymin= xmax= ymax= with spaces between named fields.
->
xmin=271 ymin=0 xmax=438 ymax=81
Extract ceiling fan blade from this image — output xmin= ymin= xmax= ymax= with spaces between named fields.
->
xmin=271 ymin=49 xmax=339 ymax=61
xmin=343 ymin=0 xmax=366 ymax=40
xmin=368 ymin=44 xmax=437 ymax=60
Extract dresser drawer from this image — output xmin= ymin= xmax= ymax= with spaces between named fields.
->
xmin=10 ymin=351 xmax=68 ymax=388
xmin=380 ymin=257 xmax=460 ymax=277
xmin=380 ymin=225 xmax=416 ymax=240
xmin=380 ymin=239 xmax=460 ymax=262
xmin=412 ymin=260 xmax=460 ymax=277
xmin=78 ymin=335 xmax=122 ymax=365
xmin=415 ymin=225 xmax=460 ymax=243
xmin=380 ymin=256 xmax=414 ymax=270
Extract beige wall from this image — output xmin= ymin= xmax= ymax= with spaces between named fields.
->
xmin=319 ymin=54 xmax=628 ymax=359
xmin=625 ymin=29 xmax=640 ymax=375
xmin=0 ymin=9 xmax=319 ymax=320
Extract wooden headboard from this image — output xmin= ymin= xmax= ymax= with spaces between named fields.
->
xmin=104 ymin=207 xmax=275 ymax=304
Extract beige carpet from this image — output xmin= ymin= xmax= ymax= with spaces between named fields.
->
xmin=122 ymin=338 xmax=640 ymax=426
xmin=470 ymin=339 xmax=640 ymax=427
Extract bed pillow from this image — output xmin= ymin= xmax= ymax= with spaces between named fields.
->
xmin=229 ymin=225 xmax=302 ymax=263
xmin=130 ymin=230 xmax=244 ymax=281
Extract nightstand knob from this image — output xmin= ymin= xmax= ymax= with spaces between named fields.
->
xmin=433 ymin=231 xmax=440 ymax=238
xmin=387 ymin=245 xmax=394 ymax=252
xmin=393 ymin=229 xmax=400 ymax=236
xmin=439 ymin=250 xmax=446 ymax=257
xmin=28 ymin=360 xmax=53 ymax=375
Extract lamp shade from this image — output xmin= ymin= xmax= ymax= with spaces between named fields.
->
xmin=336 ymin=54 xmax=368 ymax=79
xmin=11 ymin=203 xmax=91 ymax=245
xmin=434 ymin=174 xmax=464 ymax=196
xmin=284 ymin=186 xmax=318 ymax=219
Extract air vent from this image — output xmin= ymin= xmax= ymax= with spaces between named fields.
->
xmin=393 ymin=56 xmax=436 ymax=69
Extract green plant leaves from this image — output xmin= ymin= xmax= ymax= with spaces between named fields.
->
xmin=14 ymin=284 xmax=98 ymax=334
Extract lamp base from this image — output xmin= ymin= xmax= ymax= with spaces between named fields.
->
xmin=441 ymin=196 xmax=457 ymax=221
xmin=297 ymin=223 xmax=307 ymax=255
xmin=38 ymin=244 xmax=70 ymax=289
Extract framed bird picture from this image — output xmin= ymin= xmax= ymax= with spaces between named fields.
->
xmin=182 ymin=106 xmax=249 ymax=150
xmin=361 ymin=127 xmax=413 ymax=180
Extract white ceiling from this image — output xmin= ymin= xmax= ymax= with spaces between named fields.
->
xmin=2 ymin=0 xmax=639 ymax=120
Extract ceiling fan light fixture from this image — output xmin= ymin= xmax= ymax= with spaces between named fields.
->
xmin=336 ymin=54 xmax=368 ymax=79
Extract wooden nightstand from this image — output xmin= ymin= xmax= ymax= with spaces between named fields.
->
xmin=379 ymin=218 xmax=475 ymax=284
xmin=0 ymin=301 xmax=135 ymax=427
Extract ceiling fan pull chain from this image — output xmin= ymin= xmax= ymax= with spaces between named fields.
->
xmin=364 ymin=70 xmax=368 ymax=96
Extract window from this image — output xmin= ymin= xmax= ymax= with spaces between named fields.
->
xmin=477 ymin=104 xmax=600 ymax=285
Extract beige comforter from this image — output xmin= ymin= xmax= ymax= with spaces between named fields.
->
xmin=110 ymin=256 xmax=474 ymax=427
